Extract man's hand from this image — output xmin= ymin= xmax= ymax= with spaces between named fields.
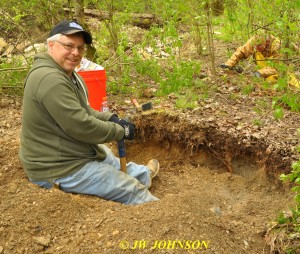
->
xmin=109 ymin=114 xmax=120 ymax=124
xmin=219 ymin=64 xmax=243 ymax=73
xmin=233 ymin=66 xmax=243 ymax=73
xmin=118 ymin=119 xmax=135 ymax=140
xmin=219 ymin=64 xmax=231 ymax=69
xmin=109 ymin=115 xmax=135 ymax=140
xmin=251 ymin=71 xmax=262 ymax=78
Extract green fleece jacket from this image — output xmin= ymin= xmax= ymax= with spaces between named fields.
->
xmin=19 ymin=53 xmax=124 ymax=182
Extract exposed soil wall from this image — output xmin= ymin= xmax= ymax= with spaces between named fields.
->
xmin=133 ymin=109 xmax=295 ymax=178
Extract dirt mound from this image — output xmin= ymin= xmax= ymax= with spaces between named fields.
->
xmin=0 ymin=95 xmax=295 ymax=253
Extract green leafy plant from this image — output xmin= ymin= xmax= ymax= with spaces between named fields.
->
xmin=0 ymin=59 xmax=28 ymax=95
xmin=279 ymin=161 xmax=300 ymax=227
xmin=281 ymin=161 xmax=300 ymax=206
xmin=158 ymin=60 xmax=201 ymax=95
xmin=175 ymin=91 xmax=199 ymax=110
xmin=253 ymin=119 xmax=263 ymax=127
xmin=279 ymin=93 xmax=300 ymax=112
xmin=133 ymin=55 xmax=162 ymax=83
xmin=273 ymin=106 xmax=284 ymax=120
xmin=241 ymin=84 xmax=254 ymax=95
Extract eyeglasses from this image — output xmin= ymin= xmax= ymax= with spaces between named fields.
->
xmin=54 ymin=40 xmax=85 ymax=53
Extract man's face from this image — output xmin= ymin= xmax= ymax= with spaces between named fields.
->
xmin=48 ymin=34 xmax=85 ymax=75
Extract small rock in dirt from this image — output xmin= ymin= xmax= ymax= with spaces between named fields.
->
xmin=209 ymin=206 xmax=221 ymax=216
xmin=32 ymin=236 xmax=51 ymax=247
xmin=7 ymin=183 xmax=18 ymax=194
xmin=0 ymin=121 xmax=6 ymax=127
xmin=0 ymin=99 xmax=9 ymax=108
xmin=251 ymin=132 xmax=261 ymax=139
xmin=228 ymin=87 xmax=237 ymax=92
xmin=244 ymin=239 xmax=249 ymax=248
xmin=0 ymin=246 xmax=3 ymax=254
xmin=15 ymin=101 xmax=21 ymax=107
xmin=234 ymin=115 xmax=242 ymax=120
xmin=143 ymin=88 xmax=157 ymax=98
xmin=230 ymin=220 xmax=242 ymax=227
xmin=236 ymin=125 xmax=243 ymax=130
xmin=106 ymin=241 xmax=113 ymax=247
xmin=112 ymin=229 xmax=120 ymax=236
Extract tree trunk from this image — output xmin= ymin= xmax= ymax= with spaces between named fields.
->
xmin=206 ymin=5 xmax=216 ymax=76
xmin=73 ymin=0 xmax=96 ymax=59
xmin=74 ymin=0 xmax=85 ymax=25
xmin=212 ymin=0 xmax=224 ymax=16
xmin=204 ymin=0 xmax=224 ymax=16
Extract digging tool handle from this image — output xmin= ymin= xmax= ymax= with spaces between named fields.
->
xmin=117 ymin=139 xmax=127 ymax=173
xmin=131 ymin=98 xmax=142 ymax=111
xmin=131 ymin=98 xmax=140 ymax=108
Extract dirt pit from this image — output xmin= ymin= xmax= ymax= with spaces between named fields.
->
xmin=0 ymin=98 xmax=295 ymax=254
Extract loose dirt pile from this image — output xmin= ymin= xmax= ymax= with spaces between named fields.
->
xmin=1 ymin=21 xmax=300 ymax=253
xmin=0 ymin=94 xmax=296 ymax=253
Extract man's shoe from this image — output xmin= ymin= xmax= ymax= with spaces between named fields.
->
xmin=146 ymin=159 xmax=160 ymax=187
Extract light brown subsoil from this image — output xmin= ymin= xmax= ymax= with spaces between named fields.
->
xmin=0 ymin=96 xmax=295 ymax=254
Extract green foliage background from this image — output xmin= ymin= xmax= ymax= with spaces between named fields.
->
xmin=1 ymin=0 xmax=299 ymax=97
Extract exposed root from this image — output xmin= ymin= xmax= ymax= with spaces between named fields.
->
xmin=265 ymin=221 xmax=300 ymax=253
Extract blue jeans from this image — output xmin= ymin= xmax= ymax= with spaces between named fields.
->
xmin=31 ymin=145 xmax=159 ymax=205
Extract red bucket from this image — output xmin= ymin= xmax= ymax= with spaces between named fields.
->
xmin=77 ymin=70 xmax=106 ymax=111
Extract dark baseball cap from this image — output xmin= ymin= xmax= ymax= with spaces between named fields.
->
xmin=50 ymin=20 xmax=92 ymax=44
